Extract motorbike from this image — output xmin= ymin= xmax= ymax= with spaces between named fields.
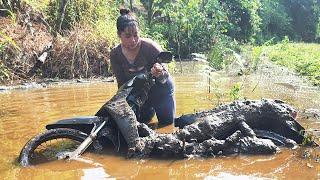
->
xmin=19 ymin=52 xmax=173 ymax=167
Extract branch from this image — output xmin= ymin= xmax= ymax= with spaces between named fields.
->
xmin=55 ymin=0 xmax=68 ymax=36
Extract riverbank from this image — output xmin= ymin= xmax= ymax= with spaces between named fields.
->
xmin=0 ymin=76 xmax=114 ymax=92
xmin=0 ymin=3 xmax=114 ymax=85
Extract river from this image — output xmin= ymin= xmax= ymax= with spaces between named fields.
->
xmin=0 ymin=61 xmax=319 ymax=179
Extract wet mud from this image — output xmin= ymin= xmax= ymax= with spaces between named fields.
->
xmin=108 ymin=99 xmax=308 ymax=158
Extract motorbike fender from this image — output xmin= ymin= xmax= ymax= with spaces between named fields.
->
xmin=46 ymin=116 xmax=103 ymax=134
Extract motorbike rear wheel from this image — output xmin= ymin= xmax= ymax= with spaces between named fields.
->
xmin=19 ymin=128 xmax=88 ymax=167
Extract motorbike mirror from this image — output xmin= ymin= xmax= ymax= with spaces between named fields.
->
xmin=157 ymin=52 xmax=173 ymax=63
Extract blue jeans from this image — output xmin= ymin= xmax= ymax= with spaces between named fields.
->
xmin=138 ymin=76 xmax=175 ymax=125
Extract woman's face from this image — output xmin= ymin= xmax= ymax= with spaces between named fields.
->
xmin=119 ymin=25 xmax=140 ymax=50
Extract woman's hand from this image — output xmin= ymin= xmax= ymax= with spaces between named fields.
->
xmin=151 ymin=63 xmax=164 ymax=77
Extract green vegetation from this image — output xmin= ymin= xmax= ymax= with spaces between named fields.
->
xmin=257 ymin=0 xmax=320 ymax=43
xmin=301 ymin=130 xmax=316 ymax=146
xmin=230 ymin=83 xmax=242 ymax=101
xmin=143 ymin=0 xmax=262 ymax=57
xmin=0 ymin=42 xmax=8 ymax=82
xmin=0 ymin=31 xmax=20 ymax=82
xmin=143 ymin=0 xmax=228 ymax=57
xmin=0 ymin=0 xmax=319 ymax=85
xmin=207 ymin=36 xmax=240 ymax=70
xmin=41 ymin=0 xmax=119 ymax=47
xmin=0 ymin=60 xmax=10 ymax=82
xmin=244 ymin=41 xmax=320 ymax=86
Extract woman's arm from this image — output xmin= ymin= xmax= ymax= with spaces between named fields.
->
xmin=144 ymin=38 xmax=170 ymax=84
xmin=110 ymin=51 xmax=126 ymax=88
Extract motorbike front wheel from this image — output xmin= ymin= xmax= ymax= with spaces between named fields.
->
xmin=19 ymin=128 xmax=89 ymax=167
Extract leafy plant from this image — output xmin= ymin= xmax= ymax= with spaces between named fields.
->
xmin=230 ymin=82 xmax=242 ymax=100
xmin=207 ymin=35 xmax=239 ymax=70
xmin=300 ymin=129 xmax=317 ymax=146
xmin=0 ymin=31 xmax=20 ymax=50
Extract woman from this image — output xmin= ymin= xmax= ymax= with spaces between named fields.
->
xmin=110 ymin=9 xmax=175 ymax=126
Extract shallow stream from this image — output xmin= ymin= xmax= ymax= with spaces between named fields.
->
xmin=0 ymin=61 xmax=319 ymax=179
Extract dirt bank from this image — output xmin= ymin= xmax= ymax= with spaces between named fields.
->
xmin=0 ymin=4 xmax=111 ymax=85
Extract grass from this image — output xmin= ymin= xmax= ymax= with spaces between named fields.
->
xmin=242 ymin=42 xmax=320 ymax=86
xmin=24 ymin=0 xmax=51 ymax=11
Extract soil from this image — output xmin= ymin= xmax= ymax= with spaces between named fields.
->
xmin=0 ymin=4 xmax=111 ymax=85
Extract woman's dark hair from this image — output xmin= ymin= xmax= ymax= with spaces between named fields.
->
xmin=116 ymin=8 xmax=139 ymax=33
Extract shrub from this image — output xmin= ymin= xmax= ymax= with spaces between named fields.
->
xmin=207 ymin=35 xmax=239 ymax=70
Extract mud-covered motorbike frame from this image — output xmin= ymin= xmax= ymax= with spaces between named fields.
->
xmin=19 ymin=52 xmax=173 ymax=166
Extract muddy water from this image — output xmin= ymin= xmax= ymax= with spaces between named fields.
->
xmin=0 ymin=62 xmax=319 ymax=179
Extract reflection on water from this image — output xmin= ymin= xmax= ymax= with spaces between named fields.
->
xmin=0 ymin=62 xmax=319 ymax=179
xmin=82 ymin=167 xmax=114 ymax=180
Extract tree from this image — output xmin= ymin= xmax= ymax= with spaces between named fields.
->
xmin=55 ymin=0 xmax=69 ymax=34
xmin=283 ymin=0 xmax=319 ymax=41
xmin=146 ymin=0 xmax=229 ymax=57
xmin=257 ymin=0 xmax=293 ymax=43
xmin=222 ymin=0 xmax=261 ymax=42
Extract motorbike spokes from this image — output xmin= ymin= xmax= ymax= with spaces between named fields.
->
xmin=19 ymin=128 xmax=88 ymax=167
xmin=29 ymin=138 xmax=81 ymax=164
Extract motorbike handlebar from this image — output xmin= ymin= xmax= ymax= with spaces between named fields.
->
xmin=156 ymin=51 xmax=173 ymax=64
